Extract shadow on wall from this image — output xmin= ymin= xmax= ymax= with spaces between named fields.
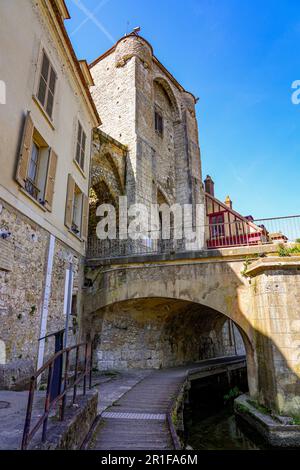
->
xmin=90 ymin=298 xmax=245 ymax=371
xmin=83 ymin=253 xmax=300 ymax=417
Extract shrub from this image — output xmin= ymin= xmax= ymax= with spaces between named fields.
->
xmin=224 ymin=386 xmax=242 ymax=404
xmin=292 ymin=416 xmax=300 ymax=426
xmin=278 ymin=243 xmax=300 ymax=257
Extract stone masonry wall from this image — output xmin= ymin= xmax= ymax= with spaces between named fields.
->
xmin=90 ymin=298 xmax=245 ymax=370
xmin=249 ymin=263 xmax=300 ymax=415
xmin=0 ymin=198 xmax=83 ymax=371
xmin=91 ymin=52 xmax=136 ymax=200
xmin=90 ymin=34 xmax=205 ymax=243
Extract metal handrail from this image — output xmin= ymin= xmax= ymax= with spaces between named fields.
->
xmin=21 ymin=341 xmax=93 ymax=450
xmin=86 ymin=215 xmax=300 ymax=259
xmin=24 ymin=178 xmax=40 ymax=200
xmin=253 ymin=214 xmax=300 ymax=222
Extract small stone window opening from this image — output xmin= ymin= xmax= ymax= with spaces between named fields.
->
xmin=155 ymin=110 xmax=164 ymax=137
xmin=75 ymin=121 xmax=86 ymax=171
xmin=37 ymin=50 xmax=57 ymax=119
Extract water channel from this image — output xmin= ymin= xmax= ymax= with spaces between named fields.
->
xmin=184 ymin=370 xmax=269 ymax=450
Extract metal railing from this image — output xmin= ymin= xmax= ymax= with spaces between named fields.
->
xmin=21 ymin=341 xmax=93 ymax=450
xmin=252 ymin=215 xmax=300 ymax=244
xmin=24 ymin=178 xmax=40 ymax=200
xmin=86 ymin=215 xmax=300 ymax=260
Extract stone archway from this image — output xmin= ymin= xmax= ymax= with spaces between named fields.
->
xmin=89 ymin=180 xmax=119 ymax=238
xmin=84 ymin=257 xmax=260 ymax=397
xmin=153 ymin=76 xmax=180 ymax=122
xmin=84 ymin=238 xmax=300 ymax=416
xmin=85 ymin=261 xmax=253 ymax=338
xmin=89 ymin=297 xmax=247 ymax=372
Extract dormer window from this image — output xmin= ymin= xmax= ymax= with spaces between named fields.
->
xmin=155 ymin=110 xmax=163 ymax=136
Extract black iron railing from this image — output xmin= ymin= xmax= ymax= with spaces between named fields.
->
xmin=24 ymin=178 xmax=40 ymax=200
xmin=21 ymin=342 xmax=93 ymax=450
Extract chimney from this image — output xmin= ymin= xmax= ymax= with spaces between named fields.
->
xmin=204 ymin=175 xmax=214 ymax=197
xmin=225 ymin=195 xmax=232 ymax=209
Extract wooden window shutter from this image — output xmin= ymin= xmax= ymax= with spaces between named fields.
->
xmin=16 ymin=111 xmax=34 ymax=187
xmin=81 ymin=194 xmax=89 ymax=241
xmin=65 ymin=174 xmax=75 ymax=229
xmin=44 ymin=149 xmax=57 ymax=212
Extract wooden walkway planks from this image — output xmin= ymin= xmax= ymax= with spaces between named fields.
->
xmin=90 ymin=418 xmax=173 ymax=450
xmin=88 ymin=356 xmax=246 ymax=450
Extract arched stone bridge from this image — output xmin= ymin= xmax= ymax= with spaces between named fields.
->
xmin=84 ymin=244 xmax=300 ymax=416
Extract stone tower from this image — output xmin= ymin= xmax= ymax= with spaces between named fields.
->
xmin=90 ymin=32 xmax=205 ymax=243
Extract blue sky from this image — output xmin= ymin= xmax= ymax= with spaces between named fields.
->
xmin=65 ymin=0 xmax=300 ymax=219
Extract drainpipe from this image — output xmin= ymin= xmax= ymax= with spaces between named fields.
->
xmin=37 ymin=234 xmax=55 ymax=382
xmin=64 ymin=263 xmax=74 ymax=349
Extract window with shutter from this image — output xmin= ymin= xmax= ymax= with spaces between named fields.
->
xmin=72 ymin=185 xmax=83 ymax=236
xmin=44 ymin=149 xmax=57 ymax=212
xmin=16 ymin=112 xmax=34 ymax=188
xmin=65 ymin=174 xmax=75 ymax=229
xmin=25 ymin=141 xmax=41 ymax=200
xmin=75 ymin=121 xmax=86 ymax=171
xmin=37 ymin=50 xmax=57 ymax=119
xmin=16 ymin=112 xmax=52 ymax=208
xmin=65 ymin=175 xmax=87 ymax=240
xmin=81 ymin=194 xmax=89 ymax=241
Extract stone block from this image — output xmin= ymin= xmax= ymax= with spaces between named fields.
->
xmin=0 ymin=359 xmax=34 ymax=391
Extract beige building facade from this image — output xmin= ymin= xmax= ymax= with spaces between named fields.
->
xmin=0 ymin=0 xmax=99 ymax=384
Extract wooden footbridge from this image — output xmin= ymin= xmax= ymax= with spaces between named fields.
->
xmin=86 ymin=356 xmax=246 ymax=450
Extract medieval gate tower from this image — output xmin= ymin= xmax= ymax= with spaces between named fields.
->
xmin=90 ymin=32 xmax=205 ymax=242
